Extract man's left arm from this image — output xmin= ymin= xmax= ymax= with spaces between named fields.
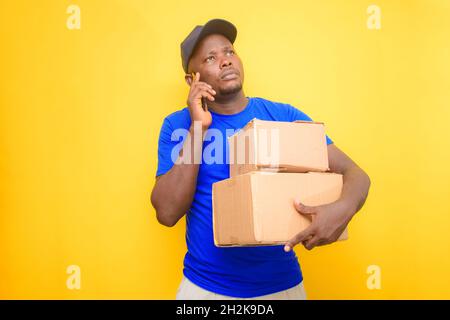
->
xmin=284 ymin=143 xmax=371 ymax=251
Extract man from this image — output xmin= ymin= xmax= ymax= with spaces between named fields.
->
xmin=151 ymin=19 xmax=371 ymax=300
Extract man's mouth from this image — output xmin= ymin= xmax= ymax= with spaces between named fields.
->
xmin=220 ymin=70 xmax=239 ymax=81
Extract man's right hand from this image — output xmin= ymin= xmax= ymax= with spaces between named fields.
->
xmin=187 ymin=72 xmax=215 ymax=130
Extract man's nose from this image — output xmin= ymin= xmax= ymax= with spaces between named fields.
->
xmin=220 ymin=59 xmax=232 ymax=69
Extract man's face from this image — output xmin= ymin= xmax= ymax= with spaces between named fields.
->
xmin=187 ymin=34 xmax=244 ymax=96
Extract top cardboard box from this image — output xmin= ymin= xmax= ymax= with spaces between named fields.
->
xmin=228 ymin=119 xmax=329 ymax=177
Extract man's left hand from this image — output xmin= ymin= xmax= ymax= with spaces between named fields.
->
xmin=284 ymin=199 xmax=354 ymax=252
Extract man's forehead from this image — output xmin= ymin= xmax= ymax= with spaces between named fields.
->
xmin=195 ymin=34 xmax=233 ymax=55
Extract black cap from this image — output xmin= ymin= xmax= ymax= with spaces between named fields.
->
xmin=180 ymin=19 xmax=237 ymax=74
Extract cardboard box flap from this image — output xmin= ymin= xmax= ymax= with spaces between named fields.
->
xmin=228 ymin=118 xmax=325 ymax=141
xmin=293 ymin=120 xmax=324 ymax=125
xmin=237 ymin=117 xmax=260 ymax=134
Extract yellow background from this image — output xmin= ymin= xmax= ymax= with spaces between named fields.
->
xmin=1 ymin=0 xmax=450 ymax=299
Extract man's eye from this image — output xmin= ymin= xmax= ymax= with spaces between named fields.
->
xmin=226 ymin=50 xmax=235 ymax=56
xmin=206 ymin=56 xmax=215 ymax=62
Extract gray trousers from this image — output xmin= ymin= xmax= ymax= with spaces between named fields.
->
xmin=176 ymin=276 xmax=307 ymax=300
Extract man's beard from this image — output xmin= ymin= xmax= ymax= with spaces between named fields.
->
xmin=218 ymin=81 xmax=243 ymax=96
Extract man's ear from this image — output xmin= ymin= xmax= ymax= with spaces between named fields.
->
xmin=185 ymin=73 xmax=194 ymax=86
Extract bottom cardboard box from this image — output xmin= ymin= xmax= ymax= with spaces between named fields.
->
xmin=212 ymin=171 xmax=348 ymax=247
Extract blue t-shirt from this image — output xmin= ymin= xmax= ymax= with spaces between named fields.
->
xmin=156 ymin=97 xmax=333 ymax=298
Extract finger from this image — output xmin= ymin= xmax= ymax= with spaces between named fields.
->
xmin=294 ymin=200 xmax=318 ymax=216
xmin=187 ymin=75 xmax=193 ymax=86
xmin=196 ymin=80 xmax=211 ymax=87
xmin=190 ymin=86 xmax=215 ymax=101
xmin=199 ymin=90 xmax=215 ymax=101
xmin=188 ymin=72 xmax=199 ymax=86
xmin=194 ymin=83 xmax=216 ymax=95
xmin=284 ymin=226 xmax=315 ymax=252
xmin=190 ymin=82 xmax=214 ymax=94
xmin=193 ymin=85 xmax=216 ymax=99
xmin=195 ymin=72 xmax=200 ymax=82
xmin=303 ymin=235 xmax=321 ymax=251
xmin=192 ymin=82 xmax=214 ymax=94
xmin=192 ymin=90 xmax=215 ymax=103
xmin=301 ymin=238 xmax=311 ymax=246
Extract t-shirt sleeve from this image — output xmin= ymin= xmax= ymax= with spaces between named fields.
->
xmin=286 ymin=104 xmax=334 ymax=145
xmin=156 ymin=117 xmax=185 ymax=177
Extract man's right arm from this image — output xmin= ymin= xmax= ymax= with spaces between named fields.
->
xmin=151 ymin=125 xmax=206 ymax=227
xmin=151 ymin=72 xmax=215 ymax=227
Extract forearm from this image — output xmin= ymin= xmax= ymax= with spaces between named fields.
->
xmin=337 ymin=165 xmax=371 ymax=220
xmin=151 ymin=125 xmax=206 ymax=226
